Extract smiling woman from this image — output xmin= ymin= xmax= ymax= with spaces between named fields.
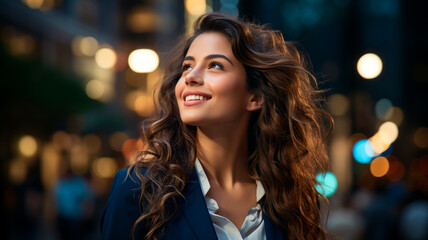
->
xmin=101 ymin=12 xmax=333 ymax=240
xmin=175 ymin=32 xmax=255 ymax=127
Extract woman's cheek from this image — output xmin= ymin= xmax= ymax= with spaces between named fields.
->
xmin=175 ymin=78 xmax=185 ymax=102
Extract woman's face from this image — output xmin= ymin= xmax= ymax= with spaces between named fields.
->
xmin=175 ymin=32 xmax=256 ymax=127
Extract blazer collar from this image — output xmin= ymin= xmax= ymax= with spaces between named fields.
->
xmin=179 ymin=167 xmax=218 ymax=240
xmin=177 ymin=167 xmax=285 ymax=240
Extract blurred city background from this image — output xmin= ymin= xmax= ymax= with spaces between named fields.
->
xmin=1 ymin=0 xmax=427 ymax=239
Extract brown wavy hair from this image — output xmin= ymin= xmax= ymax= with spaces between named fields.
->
xmin=129 ymin=12 xmax=333 ymax=240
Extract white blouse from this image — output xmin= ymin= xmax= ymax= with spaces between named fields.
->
xmin=194 ymin=159 xmax=267 ymax=240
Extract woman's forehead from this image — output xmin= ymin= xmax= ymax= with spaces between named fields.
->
xmin=186 ymin=32 xmax=234 ymax=58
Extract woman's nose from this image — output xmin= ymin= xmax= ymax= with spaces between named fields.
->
xmin=184 ymin=69 xmax=204 ymax=86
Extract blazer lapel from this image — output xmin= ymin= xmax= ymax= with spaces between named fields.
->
xmin=182 ymin=168 xmax=218 ymax=239
xmin=263 ymin=213 xmax=286 ymax=240
xmin=165 ymin=167 xmax=285 ymax=240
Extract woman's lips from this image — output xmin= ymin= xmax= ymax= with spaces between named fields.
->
xmin=184 ymin=99 xmax=207 ymax=106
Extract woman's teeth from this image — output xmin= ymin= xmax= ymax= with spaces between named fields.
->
xmin=185 ymin=95 xmax=209 ymax=101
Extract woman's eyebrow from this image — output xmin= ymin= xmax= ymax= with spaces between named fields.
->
xmin=183 ymin=54 xmax=234 ymax=66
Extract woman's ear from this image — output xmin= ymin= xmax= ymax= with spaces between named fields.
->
xmin=247 ymin=94 xmax=263 ymax=111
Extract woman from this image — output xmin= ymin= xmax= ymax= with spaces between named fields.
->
xmin=101 ymin=12 xmax=333 ymax=240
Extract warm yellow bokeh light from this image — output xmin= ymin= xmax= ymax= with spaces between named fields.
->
xmin=125 ymin=90 xmax=144 ymax=110
xmin=86 ymin=80 xmax=105 ymax=100
xmin=370 ymin=156 xmax=389 ymax=177
xmin=70 ymin=145 xmax=89 ymax=175
xmin=41 ymin=144 xmax=60 ymax=189
xmin=369 ymin=133 xmax=390 ymax=156
xmin=378 ymin=121 xmax=399 ymax=144
xmin=414 ymin=127 xmax=428 ymax=148
xmin=92 ymin=157 xmax=118 ymax=178
xmin=134 ymin=94 xmax=155 ymax=117
xmin=357 ymin=53 xmax=383 ymax=79
xmin=80 ymin=36 xmax=99 ymax=56
xmin=23 ymin=0 xmax=44 ymax=9
xmin=95 ymin=48 xmax=117 ymax=69
xmin=185 ymin=0 xmax=207 ymax=15
xmin=71 ymin=36 xmax=84 ymax=56
xmin=9 ymin=34 xmax=35 ymax=56
xmin=147 ymin=68 xmax=163 ymax=90
xmin=9 ymin=159 xmax=28 ymax=184
xmin=128 ymin=49 xmax=159 ymax=73
xmin=19 ymin=135 xmax=38 ymax=157
xmin=327 ymin=94 xmax=350 ymax=116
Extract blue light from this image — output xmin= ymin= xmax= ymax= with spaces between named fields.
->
xmin=353 ymin=139 xmax=374 ymax=164
xmin=315 ymin=172 xmax=338 ymax=197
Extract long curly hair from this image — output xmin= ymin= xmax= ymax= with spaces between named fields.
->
xmin=129 ymin=12 xmax=333 ymax=240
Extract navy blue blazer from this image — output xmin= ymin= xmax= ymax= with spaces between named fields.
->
xmin=100 ymin=167 xmax=285 ymax=239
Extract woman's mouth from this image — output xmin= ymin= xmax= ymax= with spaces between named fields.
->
xmin=185 ymin=95 xmax=210 ymax=101
xmin=183 ymin=93 xmax=212 ymax=106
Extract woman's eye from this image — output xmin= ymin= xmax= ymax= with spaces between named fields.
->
xmin=209 ymin=61 xmax=224 ymax=70
xmin=182 ymin=64 xmax=193 ymax=72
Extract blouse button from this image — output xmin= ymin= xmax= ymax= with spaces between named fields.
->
xmin=248 ymin=215 xmax=255 ymax=221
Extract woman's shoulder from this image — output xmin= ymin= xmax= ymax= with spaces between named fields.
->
xmin=108 ymin=167 xmax=148 ymax=196
xmin=100 ymin=167 xmax=148 ymax=239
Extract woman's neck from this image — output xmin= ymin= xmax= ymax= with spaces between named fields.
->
xmin=196 ymin=122 xmax=252 ymax=189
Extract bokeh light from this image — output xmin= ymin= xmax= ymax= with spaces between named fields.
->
xmin=95 ymin=47 xmax=117 ymax=69
xmin=414 ymin=127 xmax=428 ymax=149
xmin=353 ymin=139 xmax=374 ymax=164
xmin=22 ymin=0 xmax=55 ymax=11
xmin=357 ymin=53 xmax=383 ymax=79
xmin=369 ymin=133 xmax=391 ymax=156
xmin=147 ymin=68 xmax=163 ymax=90
xmin=18 ymin=135 xmax=38 ymax=157
xmin=109 ymin=132 xmax=129 ymax=152
xmin=387 ymin=106 xmax=404 ymax=126
xmin=52 ymin=131 xmax=72 ymax=150
xmin=327 ymin=94 xmax=350 ymax=116
xmin=41 ymin=144 xmax=60 ymax=189
xmin=134 ymin=94 xmax=155 ymax=117
xmin=9 ymin=34 xmax=35 ymax=56
xmin=378 ymin=121 xmax=399 ymax=144
xmin=370 ymin=156 xmax=390 ymax=177
xmin=9 ymin=159 xmax=27 ymax=184
xmin=315 ymin=172 xmax=338 ymax=197
xmin=70 ymin=145 xmax=89 ymax=175
xmin=79 ymin=36 xmax=99 ymax=56
xmin=86 ymin=79 xmax=105 ymax=100
xmin=121 ymin=138 xmax=139 ymax=161
xmin=185 ymin=0 xmax=207 ymax=15
xmin=387 ymin=156 xmax=405 ymax=182
xmin=82 ymin=134 xmax=102 ymax=154
xmin=349 ymin=133 xmax=367 ymax=147
xmin=92 ymin=157 xmax=118 ymax=178
xmin=375 ymin=98 xmax=393 ymax=120
xmin=22 ymin=0 xmax=44 ymax=9
xmin=128 ymin=49 xmax=159 ymax=73
xmin=127 ymin=7 xmax=159 ymax=33
xmin=125 ymin=90 xmax=144 ymax=110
